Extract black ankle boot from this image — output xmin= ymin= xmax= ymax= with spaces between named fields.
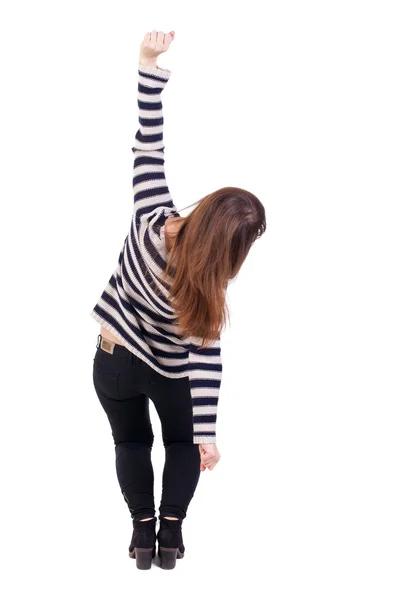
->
xmin=157 ymin=518 xmax=185 ymax=570
xmin=129 ymin=517 xmax=157 ymax=570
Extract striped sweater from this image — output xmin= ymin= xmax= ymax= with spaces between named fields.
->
xmin=90 ymin=62 xmax=222 ymax=444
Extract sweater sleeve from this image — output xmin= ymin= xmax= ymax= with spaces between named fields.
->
xmin=132 ymin=63 xmax=178 ymax=219
xmin=188 ymin=337 xmax=223 ymax=444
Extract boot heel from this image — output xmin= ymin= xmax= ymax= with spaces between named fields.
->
xmin=134 ymin=548 xmax=154 ymax=570
xmin=159 ymin=547 xmax=178 ymax=570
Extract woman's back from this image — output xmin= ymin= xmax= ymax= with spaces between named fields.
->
xmin=90 ymin=60 xmax=222 ymax=446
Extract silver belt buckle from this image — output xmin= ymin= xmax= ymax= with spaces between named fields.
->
xmin=100 ymin=338 xmax=115 ymax=354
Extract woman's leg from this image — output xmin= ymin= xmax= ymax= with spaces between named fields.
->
xmin=93 ymin=346 xmax=155 ymax=520
xmin=160 ymin=442 xmax=200 ymax=519
xmin=115 ymin=423 xmax=154 ymax=521
xmin=148 ymin=377 xmax=201 ymax=520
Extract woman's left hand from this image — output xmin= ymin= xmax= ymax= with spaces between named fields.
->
xmin=139 ymin=30 xmax=175 ymax=66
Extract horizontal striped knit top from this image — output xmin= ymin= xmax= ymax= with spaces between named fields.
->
xmin=90 ymin=62 xmax=222 ymax=444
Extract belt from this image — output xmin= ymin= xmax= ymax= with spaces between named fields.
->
xmin=96 ymin=333 xmax=119 ymax=355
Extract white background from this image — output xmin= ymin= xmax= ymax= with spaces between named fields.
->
xmin=1 ymin=1 xmax=405 ymax=598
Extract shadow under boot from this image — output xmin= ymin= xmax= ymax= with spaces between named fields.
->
xmin=129 ymin=517 xmax=157 ymax=570
xmin=157 ymin=518 xmax=185 ymax=570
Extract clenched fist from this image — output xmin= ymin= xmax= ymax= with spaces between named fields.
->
xmin=199 ymin=443 xmax=221 ymax=471
xmin=139 ymin=30 xmax=175 ymax=67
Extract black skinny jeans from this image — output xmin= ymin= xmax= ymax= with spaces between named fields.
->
xmin=92 ymin=335 xmax=201 ymax=521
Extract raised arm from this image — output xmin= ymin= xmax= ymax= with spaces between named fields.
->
xmin=132 ymin=31 xmax=177 ymax=219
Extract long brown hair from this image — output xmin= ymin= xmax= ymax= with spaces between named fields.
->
xmin=162 ymin=186 xmax=266 ymax=348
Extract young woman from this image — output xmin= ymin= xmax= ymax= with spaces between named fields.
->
xmin=90 ymin=30 xmax=266 ymax=570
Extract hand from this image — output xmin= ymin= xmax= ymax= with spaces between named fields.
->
xmin=199 ymin=443 xmax=221 ymax=471
xmin=139 ymin=30 xmax=175 ymax=67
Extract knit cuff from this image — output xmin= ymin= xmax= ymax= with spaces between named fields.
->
xmin=193 ymin=435 xmax=217 ymax=445
xmin=138 ymin=62 xmax=172 ymax=81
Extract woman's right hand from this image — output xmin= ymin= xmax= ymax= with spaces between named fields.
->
xmin=139 ymin=30 xmax=175 ymax=66
xmin=199 ymin=443 xmax=221 ymax=471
